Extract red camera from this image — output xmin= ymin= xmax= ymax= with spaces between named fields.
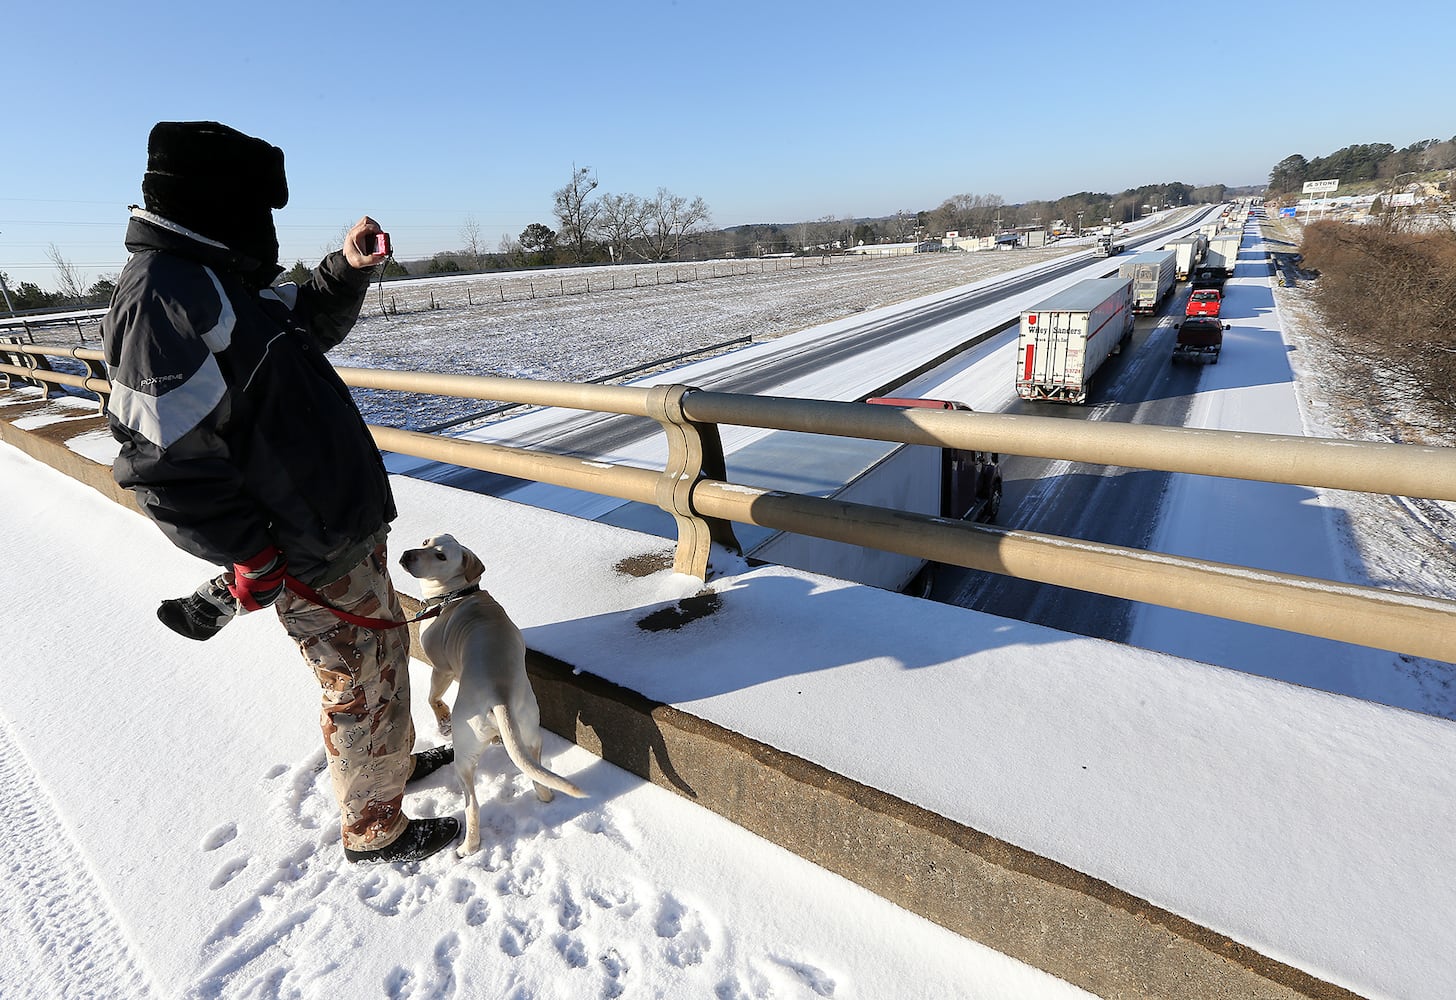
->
xmin=370 ymin=232 xmax=391 ymax=256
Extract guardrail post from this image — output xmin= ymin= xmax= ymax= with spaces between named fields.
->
xmin=1 ymin=337 xmax=51 ymax=392
xmin=645 ymin=384 xmax=741 ymax=579
xmin=76 ymin=350 xmax=110 ymax=412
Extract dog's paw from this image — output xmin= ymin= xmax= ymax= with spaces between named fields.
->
xmin=437 ymin=720 xmax=453 ymax=738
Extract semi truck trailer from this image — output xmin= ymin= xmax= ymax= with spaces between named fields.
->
xmin=1205 ymin=233 xmax=1241 ymax=281
xmin=1015 ymin=277 xmax=1135 ymax=404
xmin=1117 ymin=250 xmax=1177 ymax=314
xmin=1162 ymin=235 xmax=1208 ymax=281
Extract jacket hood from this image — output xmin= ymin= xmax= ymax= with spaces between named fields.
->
xmin=123 ymin=208 xmax=284 ymax=288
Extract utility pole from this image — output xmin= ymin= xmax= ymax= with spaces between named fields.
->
xmin=0 ymin=233 xmax=16 ymax=315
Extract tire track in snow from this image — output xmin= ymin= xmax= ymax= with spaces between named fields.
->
xmin=0 ymin=718 xmax=157 ymax=1000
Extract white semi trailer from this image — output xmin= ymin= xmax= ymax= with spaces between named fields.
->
xmin=1162 ymin=235 xmax=1208 ymax=281
xmin=1118 ymin=249 xmax=1178 ymax=314
xmin=1015 ymin=277 xmax=1135 ymax=404
xmin=1205 ymin=233 xmax=1241 ymax=280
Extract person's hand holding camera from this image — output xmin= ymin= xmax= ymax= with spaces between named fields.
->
xmin=343 ymin=215 xmax=390 ymax=269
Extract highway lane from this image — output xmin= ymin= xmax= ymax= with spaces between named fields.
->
xmin=392 ymin=209 xmax=1228 ymax=637
xmin=932 ymin=286 xmax=1207 ymax=642
xmin=398 ymin=207 xmax=1219 ymax=499
xmin=399 ymin=253 xmax=1106 ymax=487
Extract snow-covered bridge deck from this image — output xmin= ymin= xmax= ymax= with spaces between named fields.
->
xmin=2 ymin=392 xmax=1450 ymax=1000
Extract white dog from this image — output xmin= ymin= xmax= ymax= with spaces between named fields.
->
xmin=399 ymin=533 xmax=585 ymax=857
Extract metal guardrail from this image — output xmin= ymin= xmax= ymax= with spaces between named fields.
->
xmin=0 ymin=343 xmax=109 ymax=406
xmin=5 ymin=345 xmax=1456 ymax=662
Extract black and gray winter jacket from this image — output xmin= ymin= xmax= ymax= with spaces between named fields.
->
xmin=102 ymin=210 xmax=396 ymax=586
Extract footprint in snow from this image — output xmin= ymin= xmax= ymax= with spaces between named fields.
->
xmin=553 ymin=931 xmax=589 ymax=969
xmin=585 ymin=879 xmax=640 ymax=917
xmin=599 ymin=946 xmax=632 ymax=999
xmin=384 ymin=966 xmax=415 ymax=999
xmin=769 ymin=955 xmax=837 ymax=997
xmin=200 ymin=822 xmax=237 ymax=851
xmin=498 ymin=913 xmax=539 ymax=957
xmin=655 ymin=893 xmax=711 ymax=968
xmin=554 ymin=881 xmax=584 ymax=931
xmin=209 ymin=855 xmax=249 ymax=889
xmin=358 ymin=871 xmax=406 ymax=917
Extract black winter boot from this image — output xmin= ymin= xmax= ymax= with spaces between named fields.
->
xmin=343 ymin=817 xmax=460 ymax=864
xmin=407 ymin=745 xmax=454 ymax=785
xmin=157 ymin=575 xmax=237 ymax=641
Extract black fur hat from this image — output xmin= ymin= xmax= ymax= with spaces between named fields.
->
xmin=142 ymin=121 xmax=288 ymax=276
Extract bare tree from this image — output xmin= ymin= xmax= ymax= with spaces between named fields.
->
xmin=553 ymin=165 xmax=601 ymax=264
xmin=496 ymin=233 xmax=520 ymax=256
xmin=460 ymin=215 xmax=485 ymax=269
xmin=321 ymin=225 xmax=353 ymax=260
xmin=888 ymin=210 xmax=917 ymax=243
xmin=593 ymin=192 xmax=646 ymax=264
xmin=928 ymin=193 xmax=1000 ymax=237
xmin=634 ymin=188 xmax=711 ymax=261
xmin=45 ymin=244 xmax=87 ymax=305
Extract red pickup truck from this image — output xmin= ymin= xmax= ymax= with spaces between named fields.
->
xmin=1186 ymin=288 xmax=1222 ymax=317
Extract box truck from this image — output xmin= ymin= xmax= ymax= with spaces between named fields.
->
xmin=1015 ymin=277 xmax=1135 ymax=404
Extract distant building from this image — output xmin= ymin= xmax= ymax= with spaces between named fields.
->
xmin=846 ymin=240 xmax=940 ymax=257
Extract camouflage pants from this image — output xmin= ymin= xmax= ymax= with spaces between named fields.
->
xmin=275 ymin=545 xmax=415 ymax=852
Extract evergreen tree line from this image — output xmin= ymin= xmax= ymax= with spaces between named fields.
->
xmin=1267 ymin=138 xmax=1456 ymax=196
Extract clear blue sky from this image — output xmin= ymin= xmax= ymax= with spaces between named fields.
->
xmin=3 ymin=0 xmax=1451 ymax=293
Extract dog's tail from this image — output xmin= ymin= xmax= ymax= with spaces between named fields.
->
xmin=492 ymin=705 xmax=587 ymax=799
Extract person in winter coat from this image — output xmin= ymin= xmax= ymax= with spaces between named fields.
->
xmin=101 ymin=121 xmax=458 ymax=865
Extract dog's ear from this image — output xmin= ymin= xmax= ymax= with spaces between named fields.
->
xmin=459 ymin=546 xmax=485 ymax=585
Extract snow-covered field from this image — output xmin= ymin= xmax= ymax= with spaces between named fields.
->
xmin=335 ymin=245 xmax=1084 ymax=430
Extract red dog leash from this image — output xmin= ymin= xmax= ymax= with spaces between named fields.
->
xmin=284 ymin=576 xmax=478 ymax=631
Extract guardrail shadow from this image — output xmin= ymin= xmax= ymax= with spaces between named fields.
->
xmin=524 ymin=566 xmax=1066 ymax=706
